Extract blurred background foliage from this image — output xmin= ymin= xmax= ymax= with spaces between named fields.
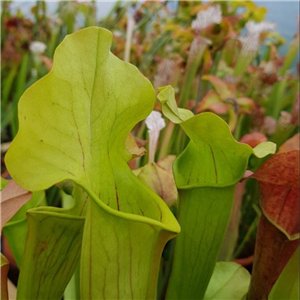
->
xmin=1 ymin=0 xmax=299 ymax=267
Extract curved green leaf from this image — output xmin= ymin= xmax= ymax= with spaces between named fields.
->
xmin=15 ymin=184 xmax=87 ymax=300
xmin=158 ymin=85 xmax=275 ymax=300
xmin=157 ymin=86 xmax=193 ymax=124
xmin=269 ymin=248 xmax=299 ymax=300
xmin=204 ymin=262 xmax=250 ymax=300
xmin=6 ymin=27 xmax=180 ymax=300
xmin=1 ymin=254 xmax=9 ymax=300
xmin=81 ymin=195 xmax=177 ymax=300
xmin=158 ymin=85 xmax=276 ymax=189
xmin=16 ymin=205 xmax=85 ymax=300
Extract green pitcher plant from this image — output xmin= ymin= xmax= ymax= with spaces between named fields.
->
xmin=2 ymin=27 xmax=298 ymax=300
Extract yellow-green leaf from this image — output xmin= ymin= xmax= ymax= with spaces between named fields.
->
xmin=6 ymin=27 xmax=180 ymax=300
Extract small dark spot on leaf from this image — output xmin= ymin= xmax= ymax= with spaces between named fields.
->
xmin=40 ymin=140 xmax=44 ymax=142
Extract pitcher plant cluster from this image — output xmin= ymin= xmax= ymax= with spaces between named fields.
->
xmin=1 ymin=2 xmax=299 ymax=300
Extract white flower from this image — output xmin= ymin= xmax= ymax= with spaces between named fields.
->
xmin=192 ymin=5 xmax=222 ymax=31
xmin=240 ymin=21 xmax=276 ymax=55
xmin=188 ymin=36 xmax=211 ymax=63
xmin=246 ymin=21 xmax=276 ymax=35
xmin=188 ymin=5 xmax=219 ymax=63
xmin=239 ymin=35 xmax=261 ymax=54
xmin=29 ymin=41 xmax=47 ymax=55
xmin=145 ymin=111 xmax=166 ymax=163
xmin=113 ymin=30 xmax=123 ymax=37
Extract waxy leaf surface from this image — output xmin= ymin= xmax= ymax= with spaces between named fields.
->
xmin=158 ymin=86 xmax=275 ymax=189
xmin=166 ymin=186 xmax=235 ymax=299
xmin=204 ymin=262 xmax=250 ymax=300
xmin=158 ymin=85 xmax=275 ymax=300
xmin=16 ymin=203 xmax=85 ymax=300
xmin=6 ymin=27 xmax=179 ymax=300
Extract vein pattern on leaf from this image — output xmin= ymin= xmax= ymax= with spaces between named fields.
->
xmin=6 ymin=27 xmax=179 ymax=230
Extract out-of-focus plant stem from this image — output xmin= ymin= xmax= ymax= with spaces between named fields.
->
xmin=109 ymin=3 xmax=129 ymax=30
xmin=279 ymin=35 xmax=299 ymax=76
xmin=158 ymin=121 xmax=175 ymax=160
xmin=134 ymin=2 xmax=167 ymax=32
xmin=271 ymin=124 xmax=297 ymax=148
xmin=124 ymin=16 xmax=135 ymax=62
xmin=194 ymin=51 xmax=222 ymax=114
xmin=234 ymin=52 xmax=255 ymax=77
xmin=234 ymin=213 xmax=260 ymax=259
xmin=11 ymin=54 xmax=29 ymax=137
xmin=210 ymin=50 xmax=222 ymax=75
xmin=194 ymin=64 xmax=205 ymax=114
xmin=33 ymin=1 xmax=41 ymax=38
xmin=169 ymin=38 xmax=209 ymax=154
xmin=178 ymin=47 xmax=206 ymax=108
xmin=267 ymin=79 xmax=287 ymax=119
xmin=234 ymin=115 xmax=246 ymax=141
xmin=140 ymin=32 xmax=172 ymax=71
xmin=100 ymin=1 xmax=123 ymax=29
xmin=1 ymin=65 xmax=18 ymax=110
xmin=41 ymin=1 xmax=47 ymax=30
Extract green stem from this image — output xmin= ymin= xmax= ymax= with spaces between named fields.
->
xmin=179 ymin=55 xmax=203 ymax=108
xmin=270 ymin=124 xmax=296 ymax=148
xmin=210 ymin=50 xmax=222 ymax=75
xmin=267 ymin=80 xmax=287 ymax=119
xmin=134 ymin=2 xmax=167 ymax=32
xmin=33 ymin=0 xmax=41 ymax=38
xmin=158 ymin=121 xmax=175 ymax=159
xmin=136 ymin=120 xmax=146 ymax=139
xmin=194 ymin=64 xmax=204 ymax=114
xmin=234 ymin=115 xmax=245 ymax=141
xmin=234 ymin=214 xmax=259 ymax=259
